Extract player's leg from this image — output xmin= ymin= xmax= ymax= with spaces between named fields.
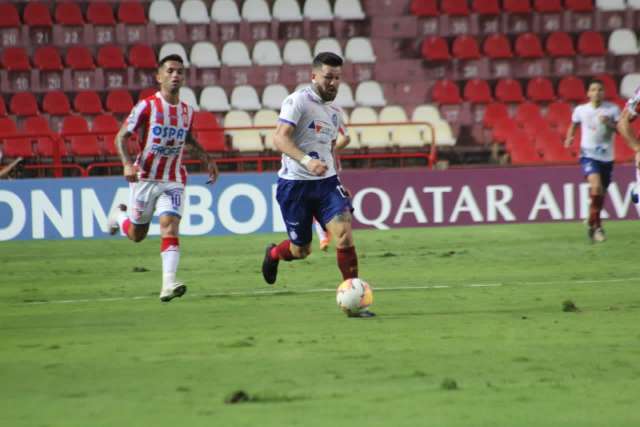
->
xmin=157 ymin=183 xmax=186 ymax=301
xmin=108 ymin=181 xmax=155 ymax=242
xmin=586 ymin=171 xmax=605 ymax=242
xmin=314 ymin=218 xmax=330 ymax=251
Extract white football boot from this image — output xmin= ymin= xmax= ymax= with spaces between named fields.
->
xmin=159 ymin=282 xmax=187 ymax=302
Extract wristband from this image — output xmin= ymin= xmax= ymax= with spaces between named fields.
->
xmin=300 ymin=155 xmax=312 ymax=166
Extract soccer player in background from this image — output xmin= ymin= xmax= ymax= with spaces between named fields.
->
xmin=108 ymin=54 xmax=219 ymax=302
xmin=565 ymin=79 xmax=620 ymax=242
xmin=616 ymin=85 xmax=640 ymax=204
xmin=261 ymin=52 xmax=372 ymax=317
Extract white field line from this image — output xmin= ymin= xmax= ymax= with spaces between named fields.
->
xmin=15 ymin=277 xmax=635 ymax=306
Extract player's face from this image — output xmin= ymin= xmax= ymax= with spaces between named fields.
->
xmin=312 ymin=64 xmax=342 ymax=102
xmin=156 ymin=60 xmax=185 ymax=94
xmin=587 ymin=83 xmax=604 ymax=104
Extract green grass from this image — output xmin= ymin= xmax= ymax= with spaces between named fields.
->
xmin=1 ymin=221 xmax=640 ymax=427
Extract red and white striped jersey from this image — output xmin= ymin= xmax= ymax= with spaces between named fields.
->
xmin=126 ymin=91 xmax=194 ymax=184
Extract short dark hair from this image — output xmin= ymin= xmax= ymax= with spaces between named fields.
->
xmin=313 ymin=52 xmax=343 ymax=69
xmin=588 ymin=78 xmax=605 ymax=89
xmin=158 ymin=54 xmax=184 ymax=69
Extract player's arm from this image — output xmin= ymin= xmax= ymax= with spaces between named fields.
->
xmin=564 ymin=122 xmax=578 ymax=148
xmin=185 ymin=131 xmax=219 ymax=184
xmin=617 ymin=108 xmax=640 ymax=169
xmin=114 ymin=124 xmax=138 ymax=182
xmin=273 ymin=121 xmax=327 ymax=176
xmin=335 ymin=132 xmax=351 ymax=151
xmin=0 ymin=156 xmax=23 ymax=179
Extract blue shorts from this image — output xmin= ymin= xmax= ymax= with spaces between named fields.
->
xmin=580 ymin=157 xmax=613 ymax=189
xmin=276 ymin=175 xmax=353 ymax=246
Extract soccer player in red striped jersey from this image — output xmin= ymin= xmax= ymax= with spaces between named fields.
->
xmin=108 ymin=54 xmax=219 ymax=302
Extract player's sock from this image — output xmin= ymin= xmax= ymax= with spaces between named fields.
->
xmin=117 ymin=212 xmax=131 ymax=235
xmin=314 ymin=221 xmax=327 ymax=241
xmin=589 ymin=194 xmax=604 ymax=229
xmin=161 ymin=237 xmax=180 ymax=287
xmin=337 ymin=246 xmax=358 ymax=279
xmin=270 ymin=239 xmax=295 ymax=261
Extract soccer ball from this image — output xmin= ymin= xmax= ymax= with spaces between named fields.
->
xmin=336 ymin=278 xmax=373 ymax=314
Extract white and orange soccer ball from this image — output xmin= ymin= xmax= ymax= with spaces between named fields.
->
xmin=336 ymin=278 xmax=373 ymax=314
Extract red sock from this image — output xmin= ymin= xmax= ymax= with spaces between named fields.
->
xmin=270 ymin=240 xmax=294 ymax=261
xmin=122 ymin=218 xmax=131 ymax=235
xmin=161 ymin=237 xmax=179 ymax=251
xmin=589 ymin=194 xmax=604 ymax=228
xmin=337 ymin=246 xmax=358 ymax=280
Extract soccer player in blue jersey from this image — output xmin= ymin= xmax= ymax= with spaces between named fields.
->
xmin=261 ymin=52 xmax=373 ymax=317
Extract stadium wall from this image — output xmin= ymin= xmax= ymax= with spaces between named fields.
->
xmin=1 ymin=166 xmax=639 ymax=241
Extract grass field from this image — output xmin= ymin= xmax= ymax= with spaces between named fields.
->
xmin=1 ymin=221 xmax=640 ymax=427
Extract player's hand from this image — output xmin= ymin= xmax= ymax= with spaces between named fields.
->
xmin=123 ymin=163 xmax=138 ymax=182
xmin=635 ymin=151 xmax=640 ymax=170
xmin=206 ymin=161 xmax=219 ymax=185
xmin=306 ymin=159 xmax=328 ymax=176
xmin=563 ymin=137 xmax=572 ymax=148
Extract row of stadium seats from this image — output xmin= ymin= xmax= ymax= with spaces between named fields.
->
xmin=411 ymin=0 xmax=611 ymax=15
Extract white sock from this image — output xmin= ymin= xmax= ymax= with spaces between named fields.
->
xmin=161 ymin=238 xmax=180 ymax=289
xmin=314 ymin=220 xmax=327 ymax=241
xmin=116 ymin=212 xmax=129 ymax=236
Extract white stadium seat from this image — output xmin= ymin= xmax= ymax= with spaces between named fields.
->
xmin=304 ymin=0 xmax=333 ymax=20
xmin=221 ymin=41 xmax=252 ymax=66
xmin=379 ymin=106 xmax=424 ymax=147
xmin=190 ymin=42 xmax=221 ymax=68
xmin=345 ymin=37 xmax=376 ymax=63
xmin=350 ymin=107 xmax=389 ymax=148
xmin=241 ymin=0 xmax=271 ymax=22
xmin=283 ymin=39 xmax=313 ymax=65
xmin=262 ymin=84 xmax=290 ymax=109
xmin=180 ymin=0 xmax=210 ymax=23
xmin=608 ymin=29 xmax=639 ymax=55
xmin=230 ymin=85 xmax=262 ymax=110
xmin=252 ymin=40 xmax=283 ymax=66
xmin=629 ymin=0 xmax=640 ymax=9
xmin=179 ymin=87 xmax=199 ymax=109
xmin=432 ymin=120 xmax=456 ymax=146
xmin=149 ymin=0 xmax=179 ymax=24
xmin=159 ymin=42 xmax=190 ymax=66
xmin=334 ymin=0 xmax=365 ymax=20
xmin=314 ymin=38 xmax=343 ymax=57
xmin=199 ymin=86 xmax=230 ymax=112
xmin=224 ymin=110 xmax=263 ymax=151
xmin=211 ymin=0 xmax=241 ymax=23
xmin=620 ymin=73 xmax=640 ymax=98
xmin=355 ymin=81 xmax=387 ymax=107
xmin=253 ymin=109 xmax=279 ymax=149
xmin=334 ymin=82 xmax=356 ymax=109
xmin=596 ymin=0 xmax=625 ymax=10
xmin=273 ymin=0 xmax=303 ymax=22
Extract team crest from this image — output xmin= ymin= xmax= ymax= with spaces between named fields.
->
xmin=331 ymin=114 xmax=338 ymax=127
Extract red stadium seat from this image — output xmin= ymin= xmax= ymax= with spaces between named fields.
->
xmin=565 ymin=0 xmax=593 ymax=12
xmin=558 ymin=76 xmax=585 ymax=102
xmin=97 ymin=45 xmax=127 ymax=69
xmin=515 ymin=102 xmax=543 ymax=123
xmin=1 ymin=117 xmax=34 ymax=159
xmin=106 ymin=89 xmax=134 ymax=114
xmin=410 ymin=0 xmax=438 ymax=16
xmin=117 ymin=2 xmax=147 ymax=24
xmin=464 ymin=79 xmax=493 ymax=103
xmin=2 ymin=48 xmax=30 ymax=71
xmin=42 ymin=91 xmax=71 ymax=115
xmin=577 ymin=31 xmax=606 ymax=56
xmin=495 ymin=79 xmax=525 ymax=103
xmin=0 ymin=117 xmax=17 ymax=135
xmin=595 ymin=74 xmax=619 ymax=100
xmin=515 ymin=33 xmax=544 ymax=58
xmin=546 ymin=32 xmax=575 ymax=57
xmin=472 ymin=0 xmax=501 ymax=14
xmin=441 ymin=0 xmax=470 ymax=15
xmin=0 ymin=97 xmax=6 ymax=117
xmin=129 ymin=44 xmax=158 ymax=69
xmin=504 ymin=0 xmax=532 ymax=13
xmin=615 ymin=134 xmax=635 ymax=162
xmin=65 ymin=46 xmax=95 ymax=70
xmin=534 ymin=0 xmax=562 ymax=12
xmin=138 ymin=88 xmax=157 ymax=101
xmin=34 ymin=46 xmax=63 ymax=71
xmin=546 ymin=101 xmax=572 ymax=130
xmin=54 ymin=3 xmax=84 ymax=25
xmin=193 ymin=111 xmax=226 ymax=152
xmin=452 ymin=35 xmax=480 ymax=59
xmin=10 ymin=93 xmax=38 ymax=116
xmin=87 ymin=3 xmax=116 ymax=25
xmin=92 ymin=114 xmax=120 ymax=155
xmin=0 ymin=4 xmax=21 ymax=27
xmin=483 ymin=34 xmax=513 ymax=58
xmin=74 ymin=91 xmax=104 ymax=115
xmin=23 ymin=3 xmax=53 ymax=27
xmin=483 ymin=102 xmax=510 ymax=128
xmin=527 ymin=77 xmax=555 ymax=102
xmin=23 ymin=116 xmax=65 ymax=157
xmin=421 ymin=37 xmax=450 ymax=61
xmin=432 ymin=80 xmax=462 ymax=104
xmin=62 ymin=115 xmax=100 ymax=157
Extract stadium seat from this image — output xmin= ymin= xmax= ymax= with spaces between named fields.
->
xmin=283 ymin=39 xmax=313 ymax=65
xmin=620 ymin=74 xmax=640 ymax=98
xmin=472 ymin=0 xmax=500 ymax=14
xmin=74 ymin=91 xmax=103 ymax=115
xmin=596 ymin=0 xmax=625 ymax=10
xmin=546 ymin=32 xmax=575 ymax=57
xmin=411 ymin=0 xmax=438 ymax=16
xmin=566 ymin=0 xmax=593 ymax=12
xmin=629 ymin=0 xmax=640 ymax=9
xmin=421 ymin=37 xmax=450 ymax=61
xmin=23 ymin=116 xmax=64 ymax=157
xmin=10 ymin=93 xmax=38 ymax=116
xmin=314 ymin=38 xmax=344 ymax=57
xmin=0 ymin=4 xmax=20 ymax=28
xmin=558 ymin=76 xmax=585 ymax=102
xmin=221 ymin=41 xmax=252 ymax=66
xmin=129 ymin=45 xmax=157 ymax=69
xmin=577 ymin=31 xmax=606 ymax=56
xmin=180 ymin=0 xmax=210 ymax=23
xmin=534 ymin=0 xmax=563 ymax=12
xmin=253 ymin=109 xmax=278 ymax=149
xmin=273 ymin=0 xmax=303 ymax=21
xmin=192 ymin=111 xmax=225 ymax=152
xmin=117 ymin=2 xmax=147 ymax=24
xmin=24 ymin=3 xmax=53 ymax=26
xmin=224 ymin=110 xmax=263 ymax=152
xmin=106 ymin=89 xmax=134 ymax=114
xmin=355 ymin=81 xmax=387 ymax=107
xmin=431 ymin=120 xmax=456 ymax=146
xmin=304 ymin=0 xmax=334 ymax=20
xmin=2 ymin=47 xmax=30 ymax=71
xmin=334 ymin=82 xmax=356 ymax=108
xmin=241 ymin=0 xmax=271 ymax=22
xmin=191 ymin=42 xmax=221 ymax=68
xmin=92 ymin=114 xmax=120 ymax=156
xmin=527 ymin=77 xmax=555 ymax=102
xmin=65 ymin=46 xmax=95 ymax=69
xmin=158 ymin=43 xmax=190 ymax=66
xmin=442 ymin=0 xmax=470 ymax=15
xmin=504 ymin=0 xmax=532 ymax=13
xmin=594 ymin=74 xmax=619 ymax=100
xmin=252 ymin=40 xmax=283 ymax=66
xmin=432 ymin=80 xmax=462 ymax=104
xmin=212 ymin=0 xmax=242 ymax=22
xmin=138 ymin=87 xmax=157 ymax=101
xmin=42 ymin=91 xmax=71 ymax=115
xmin=98 ymin=45 xmax=127 ymax=69
xmin=345 ymin=38 xmax=376 ymax=63
xmin=62 ymin=116 xmax=100 ymax=158
xmin=482 ymin=102 xmax=509 ymax=128
xmin=334 ymin=0 xmax=366 ymax=20
xmin=54 ymin=2 xmax=84 ymax=25
xmin=199 ymin=86 xmax=231 ymax=111
xmin=179 ymin=87 xmax=199 ymax=109
xmin=615 ymin=133 xmax=635 ymax=162
xmin=412 ymin=104 xmax=443 ymax=136
xmin=452 ymin=35 xmax=481 ymax=60
xmin=495 ymin=79 xmax=525 ymax=102
xmin=149 ymin=0 xmax=179 ymax=24
xmin=515 ymin=33 xmax=544 ymax=58
xmin=464 ymin=79 xmax=492 ymax=103
xmin=515 ymin=102 xmax=543 ymax=123
xmin=1 ymin=118 xmax=34 ymax=159
xmin=483 ymin=34 xmax=513 ymax=58
xmin=87 ymin=3 xmax=116 ymax=25
xmin=262 ymin=84 xmax=289 ymax=110
xmin=34 ymin=46 xmax=63 ymax=71
xmin=230 ymin=86 xmax=262 ymax=111
xmin=608 ymin=29 xmax=639 ymax=55
xmin=0 ymin=98 xmax=6 ymax=117
xmin=379 ymin=106 xmax=423 ymax=147
xmin=546 ymin=101 xmax=572 ymax=130
xmin=350 ymin=107 xmax=389 ymax=149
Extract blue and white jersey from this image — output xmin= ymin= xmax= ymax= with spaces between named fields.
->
xmin=277 ymin=86 xmax=347 ymax=180
xmin=572 ymin=101 xmax=620 ymax=162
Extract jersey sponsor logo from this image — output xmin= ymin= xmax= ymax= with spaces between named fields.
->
xmin=151 ymin=125 xmax=187 ymax=141
xmin=150 ymin=143 xmax=183 ymax=156
xmin=307 ymin=120 xmax=334 ymax=138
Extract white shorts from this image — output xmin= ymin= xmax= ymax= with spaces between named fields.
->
xmin=129 ymin=180 xmax=185 ymax=224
